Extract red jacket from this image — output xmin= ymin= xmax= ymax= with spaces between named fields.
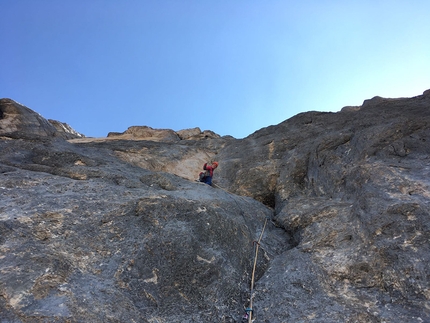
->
xmin=203 ymin=163 xmax=215 ymax=177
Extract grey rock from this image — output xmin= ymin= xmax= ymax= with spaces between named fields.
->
xmin=107 ymin=125 xmax=180 ymax=142
xmin=0 ymin=98 xmax=83 ymax=140
xmin=108 ymin=126 xmax=222 ymax=142
xmin=216 ymin=89 xmax=430 ymax=322
xmin=48 ymin=119 xmax=85 ymax=139
xmin=1 ymin=89 xmax=429 ymax=322
xmin=176 ymin=127 xmax=202 ymax=140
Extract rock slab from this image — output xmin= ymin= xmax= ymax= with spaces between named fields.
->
xmin=1 ymin=91 xmax=430 ymax=322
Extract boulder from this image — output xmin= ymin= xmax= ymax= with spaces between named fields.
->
xmin=176 ymin=127 xmax=202 ymax=139
xmin=176 ymin=128 xmax=222 ymax=141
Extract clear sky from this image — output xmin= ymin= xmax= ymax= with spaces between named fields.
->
xmin=1 ymin=1 xmax=429 ymax=138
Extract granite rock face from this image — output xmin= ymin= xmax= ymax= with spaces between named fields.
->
xmin=0 ymin=91 xmax=429 ymax=322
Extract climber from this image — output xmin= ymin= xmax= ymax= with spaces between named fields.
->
xmin=199 ymin=161 xmax=218 ymax=186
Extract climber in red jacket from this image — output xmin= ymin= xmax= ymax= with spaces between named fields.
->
xmin=199 ymin=161 xmax=218 ymax=186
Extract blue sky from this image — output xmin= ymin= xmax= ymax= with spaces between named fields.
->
xmin=1 ymin=1 xmax=429 ymax=138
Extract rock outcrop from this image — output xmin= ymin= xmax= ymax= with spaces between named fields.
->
xmin=0 ymin=90 xmax=429 ymax=322
xmin=107 ymin=125 xmax=221 ymax=142
xmin=47 ymin=119 xmax=85 ymax=139
xmin=217 ymin=91 xmax=430 ymax=322
xmin=0 ymin=99 xmax=83 ymax=140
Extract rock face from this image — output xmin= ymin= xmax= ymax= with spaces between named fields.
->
xmin=0 ymin=99 xmax=83 ymax=140
xmin=216 ymin=92 xmax=430 ymax=322
xmin=0 ymin=91 xmax=429 ymax=322
xmin=47 ymin=119 xmax=85 ymax=139
xmin=107 ymin=125 xmax=221 ymax=142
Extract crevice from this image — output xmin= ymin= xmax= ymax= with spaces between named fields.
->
xmin=260 ymin=191 xmax=276 ymax=209
xmin=271 ymin=202 xmax=302 ymax=250
xmin=285 ymin=227 xmax=302 ymax=249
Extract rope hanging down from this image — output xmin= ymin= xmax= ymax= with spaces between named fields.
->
xmin=210 ymin=183 xmax=269 ymax=322
xmin=247 ymin=216 xmax=268 ymax=323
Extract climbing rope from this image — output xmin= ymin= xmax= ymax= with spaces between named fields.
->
xmin=246 ymin=216 xmax=268 ymax=322
xmin=211 ymin=183 xmax=269 ymax=322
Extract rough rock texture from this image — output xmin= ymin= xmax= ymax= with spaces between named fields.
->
xmin=107 ymin=125 xmax=181 ymax=142
xmin=1 ymin=90 xmax=429 ymax=322
xmin=176 ymin=127 xmax=202 ymax=140
xmin=215 ymin=91 xmax=430 ymax=322
xmin=176 ymin=127 xmax=222 ymax=141
xmin=0 ymin=140 xmax=278 ymax=322
xmin=0 ymin=99 xmax=83 ymax=140
xmin=107 ymin=125 xmax=221 ymax=142
xmin=47 ymin=119 xmax=85 ymax=139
